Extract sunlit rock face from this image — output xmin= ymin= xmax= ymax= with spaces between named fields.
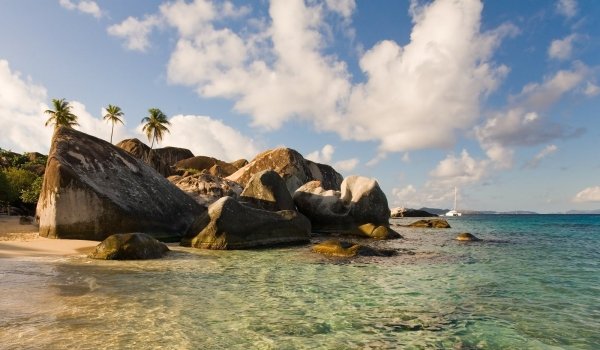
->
xmin=37 ymin=127 xmax=205 ymax=242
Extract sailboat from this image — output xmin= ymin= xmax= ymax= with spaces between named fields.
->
xmin=445 ymin=187 xmax=462 ymax=217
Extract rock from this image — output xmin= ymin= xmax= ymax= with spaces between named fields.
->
xmin=390 ymin=207 xmax=437 ymax=218
xmin=175 ymin=156 xmax=238 ymax=177
xmin=153 ymin=147 xmax=194 ymax=174
xmin=117 ymin=139 xmax=192 ymax=177
xmin=226 ymin=147 xmax=343 ymax=194
xmin=239 ymin=170 xmax=295 ymax=211
xmin=19 ymin=216 xmax=33 ymax=225
xmin=312 ymin=240 xmax=396 ymax=258
xmin=37 ymin=127 xmax=206 ymax=241
xmin=88 ymin=233 xmax=169 ymax=260
xmin=230 ymin=159 xmax=248 ymax=169
xmin=181 ymin=196 xmax=310 ymax=249
xmin=293 ymin=176 xmax=398 ymax=239
xmin=407 ymin=219 xmax=451 ymax=228
xmin=455 ymin=232 xmax=480 ymax=241
xmin=168 ymin=173 xmax=243 ymax=206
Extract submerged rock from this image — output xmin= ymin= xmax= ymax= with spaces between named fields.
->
xmin=37 ymin=127 xmax=205 ymax=241
xmin=181 ymin=196 xmax=310 ymax=249
xmin=407 ymin=219 xmax=451 ymax=228
xmin=312 ymin=240 xmax=396 ymax=258
xmin=168 ymin=173 xmax=243 ymax=206
xmin=239 ymin=170 xmax=296 ymax=211
xmin=226 ymin=147 xmax=343 ymax=194
xmin=88 ymin=233 xmax=169 ymax=260
xmin=455 ymin=232 xmax=480 ymax=241
xmin=293 ymin=176 xmax=397 ymax=239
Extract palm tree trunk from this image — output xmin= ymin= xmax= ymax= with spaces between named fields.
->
xmin=110 ymin=123 xmax=114 ymax=144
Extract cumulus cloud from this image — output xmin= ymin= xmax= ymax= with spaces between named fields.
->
xmin=429 ymin=149 xmax=489 ymax=187
xmin=114 ymin=0 xmax=516 ymax=153
xmin=548 ymin=34 xmax=577 ymax=60
xmin=333 ymin=158 xmax=359 ymax=172
xmin=583 ymin=82 xmax=600 ymax=96
xmin=524 ymin=144 xmax=558 ymax=169
xmin=556 ymin=0 xmax=577 ymax=19
xmin=306 ymin=144 xmax=358 ymax=172
xmin=141 ymin=114 xmax=261 ymax=161
xmin=572 ymin=186 xmax=600 ymax=203
xmin=306 ymin=144 xmax=335 ymax=163
xmin=391 ymin=184 xmax=418 ymax=207
xmin=476 ymin=65 xmax=588 ymax=168
xmin=59 ymin=0 xmax=103 ymax=18
xmin=107 ymin=15 xmax=162 ymax=52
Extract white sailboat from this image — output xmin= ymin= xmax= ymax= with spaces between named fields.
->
xmin=445 ymin=187 xmax=462 ymax=217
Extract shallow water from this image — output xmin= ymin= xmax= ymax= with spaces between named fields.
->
xmin=1 ymin=215 xmax=599 ymax=349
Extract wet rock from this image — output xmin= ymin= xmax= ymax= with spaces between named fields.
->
xmin=226 ymin=147 xmax=343 ymax=194
xmin=455 ymin=232 xmax=480 ymax=241
xmin=37 ymin=127 xmax=205 ymax=241
xmin=168 ymin=173 xmax=243 ymax=206
xmin=181 ymin=196 xmax=310 ymax=249
xmin=407 ymin=219 xmax=451 ymax=228
xmin=239 ymin=170 xmax=296 ymax=211
xmin=312 ymin=240 xmax=397 ymax=258
xmin=293 ymin=176 xmax=397 ymax=239
xmin=88 ymin=233 xmax=169 ymax=260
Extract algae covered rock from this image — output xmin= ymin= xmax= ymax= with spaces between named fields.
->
xmin=89 ymin=233 xmax=169 ymax=260
xmin=37 ymin=127 xmax=205 ymax=241
xmin=181 ymin=196 xmax=310 ymax=249
xmin=455 ymin=232 xmax=480 ymax=241
xmin=407 ymin=219 xmax=451 ymax=228
xmin=239 ymin=170 xmax=295 ymax=211
xmin=312 ymin=240 xmax=396 ymax=258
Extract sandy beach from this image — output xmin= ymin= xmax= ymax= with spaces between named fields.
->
xmin=0 ymin=216 xmax=97 ymax=258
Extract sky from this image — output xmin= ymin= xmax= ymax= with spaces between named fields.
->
xmin=1 ymin=0 xmax=599 ymax=213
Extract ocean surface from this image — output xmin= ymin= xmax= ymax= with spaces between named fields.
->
xmin=1 ymin=215 xmax=599 ymax=349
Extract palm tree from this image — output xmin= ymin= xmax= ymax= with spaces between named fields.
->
xmin=44 ymin=98 xmax=79 ymax=129
xmin=141 ymin=108 xmax=170 ymax=149
xmin=103 ymin=104 xmax=124 ymax=144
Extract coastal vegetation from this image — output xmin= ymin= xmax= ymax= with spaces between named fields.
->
xmin=44 ymin=98 xmax=79 ymax=128
xmin=0 ymin=149 xmax=47 ymax=215
xmin=103 ymin=104 xmax=124 ymax=144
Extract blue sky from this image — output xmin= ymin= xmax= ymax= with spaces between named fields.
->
xmin=1 ymin=0 xmax=599 ymax=213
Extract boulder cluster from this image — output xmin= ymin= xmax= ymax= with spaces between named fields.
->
xmin=36 ymin=127 xmax=400 ymax=258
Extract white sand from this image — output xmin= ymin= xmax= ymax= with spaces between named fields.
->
xmin=0 ymin=216 xmax=98 ymax=258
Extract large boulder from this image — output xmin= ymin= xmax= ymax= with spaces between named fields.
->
xmin=390 ymin=207 xmax=437 ymax=218
xmin=37 ymin=127 xmax=206 ymax=241
xmin=154 ymin=147 xmax=194 ymax=173
xmin=175 ymin=156 xmax=239 ymax=177
xmin=116 ymin=139 xmax=192 ymax=177
xmin=88 ymin=233 xmax=170 ymax=260
xmin=181 ymin=196 xmax=310 ymax=249
xmin=168 ymin=173 xmax=243 ymax=206
xmin=293 ymin=176 xmax=398 ymax=239
xmin=239 ymin=170 xmax=295 ymax=211
xmin=226 ymin=147 xmax=343 ymax=194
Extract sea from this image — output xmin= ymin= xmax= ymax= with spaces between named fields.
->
xmin=1 ymin=215 xmax=598 ymax=349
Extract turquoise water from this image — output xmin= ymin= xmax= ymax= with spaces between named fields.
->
xmin=1 ymin=215 xmax=599 ymax=349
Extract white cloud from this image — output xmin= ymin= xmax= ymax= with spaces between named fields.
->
xmin=524 ymin=144 xmax=558 ymax=169
xmin=117 ymin=0 xmax=516 ymax=154
xmin=59 ymin=0 xmax=102 ymax=18
xmin=306 ymin=144 xmax=335 ymax=163
xmin=429 ymin=149 xmax=489 ymax=186
xmin=325 ymin=0 xmax=356 ymax=19
xmin=573 ymin=186 xmax=600 ymax=203
xmin=548 ymin=34 xmax=577 ymax=60
xmin=333 ymin=158 xmax=359 ymax=172
xmin=583 ymin=82 xmax=600 ymax=96
xmin=366 ymin=152 xmax=387 ymax=167
xmin=0 ymin=60 xmax=52 ymax=153
xmin=107 ymin=15 xmax=162 ymax=52
xmin=391 ymin=184 xmax=417 ymax=207
xmin=556 ymin=0 xmax=577 ymax=19
xmin=140 ymin=115 xmax=261 ymax=161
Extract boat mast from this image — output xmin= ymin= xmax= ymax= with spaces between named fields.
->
xmin=453 ymin=186 xmax=457 ymax=211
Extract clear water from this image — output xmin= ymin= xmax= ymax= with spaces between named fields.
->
xmin=1 ymin=215 xmax=599 ymax=349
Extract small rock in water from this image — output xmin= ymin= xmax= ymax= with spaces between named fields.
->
xmin=312 ymin=240 xmax=396 ymax=258
xmin=89 ymin=233 xmax=169 ymax=260
xmin=407 ymin=219 xmax=451 ymax=228
xmin=455 ymin=232 xmax=480 ymax=241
